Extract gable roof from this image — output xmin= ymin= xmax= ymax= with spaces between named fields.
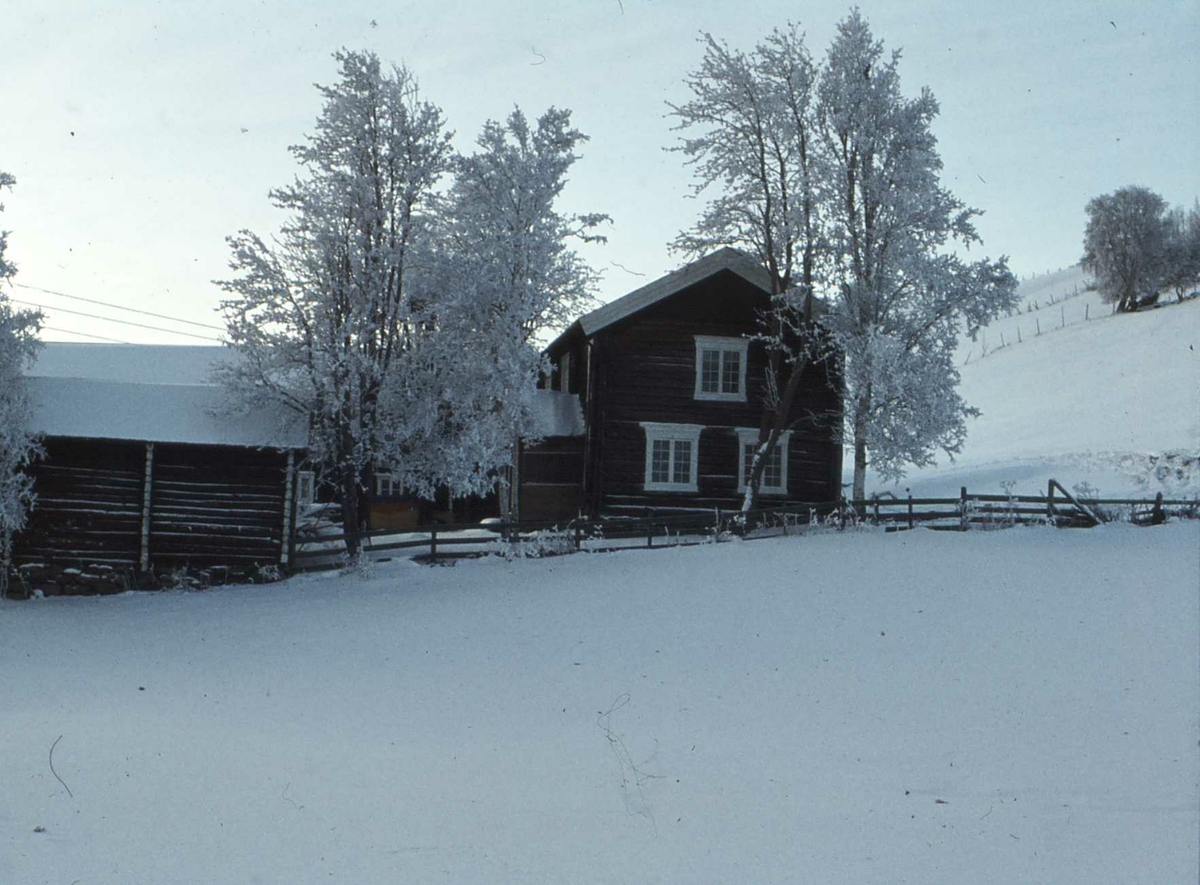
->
xmin=574 ymin=247 xmax=772 ymax=339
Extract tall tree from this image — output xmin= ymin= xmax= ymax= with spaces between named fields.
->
xmin=379 ymin=107 xmax=608 ymax=501
xmin=669 ymin=25 xmax=830 ymax=512
xmin=0 ymin=171 xmax=44 ymax=590
xmin=817 ymin=10 xmax=1017 ymax=499
xmin=1081 ymin=185 xmax=1170 ymax=312
xmin=217 ymin=50 xmax=454 ymax=555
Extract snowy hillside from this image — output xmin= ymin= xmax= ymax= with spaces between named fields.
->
xmin=868 ymin=266 xmax=1199 ymax=498
xmin=4 ymin=524 xmax=1197 ymax=884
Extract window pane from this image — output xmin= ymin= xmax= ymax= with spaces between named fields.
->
xmin=764 ymin=446 xmax=783 ymax=488
xmin=721 ymin=350 xmax=741 ymax=394
xmin=652 ymin=439 xmax=671 ymax=483
xmin=701 ymin=350 xmax=721 ymax=393
xmin=672 ymin=440 xmax=692 ymax=485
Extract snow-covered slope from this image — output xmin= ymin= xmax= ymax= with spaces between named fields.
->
xmin=868 ymin=267 xmax=1199 ymax=498
xmin=3 ymin=524 xmax=1197 ymax=884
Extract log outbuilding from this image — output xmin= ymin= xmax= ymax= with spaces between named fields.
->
xmin=8 ymin=344 xmax=306 ymax=596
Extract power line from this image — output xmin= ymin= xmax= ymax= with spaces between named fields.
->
xmin=42 ymin=325 xmax=131 ymax=343
xmin=9 ymin=298 xmax=223 ymax=342
xmin=15 ymin=282 xmax=226 ymax=330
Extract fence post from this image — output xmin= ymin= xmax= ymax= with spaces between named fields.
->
xmin=575 ymin=522 xmax=581 ymax=551
xmin=959 ymin=486 xmax=968 ymax=531
xmin=1046 ymin=479 xmax=1054 ymax=523
xmin=430 ymin=527 xmax=438 ymax=562
xmin=714 ymin=508 xmax=721 ymax=540
xmin=907 ymin=491 xmax=914 ymax=530
xmin=647 ymin=521 xmax=653 ymax=548
xmin=872 ymin=496 xmax=880 ymax=525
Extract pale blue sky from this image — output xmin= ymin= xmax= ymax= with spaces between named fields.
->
xmin=3 ymin=0 xmax=1197 ymax=343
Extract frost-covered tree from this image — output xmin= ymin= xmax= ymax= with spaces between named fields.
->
xmin=1081 ymin=185 xmax=1170 ymax=313
xmin=670 ymin=25 xmax=831 ymax=511
xmin=379 ymin=108 xmax=607 ymax=502
xmin=817 ymin=10 xmax=1017 ymax=499
xmin=217 ymin=51 xmax=453 ymax=554
xmin=1163 ymin=200 xmax=1200 ymax=303
xmin=0 ymin=171 xmax=44 ymax=586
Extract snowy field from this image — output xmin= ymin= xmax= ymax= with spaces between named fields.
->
xmin=4 ymin=522 xmax=1197 ymax=884
xmin=868 ymin=268 xmax=1199 ymax=499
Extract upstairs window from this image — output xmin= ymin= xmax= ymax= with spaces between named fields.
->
xmin=641 ymin=422 xmax=702 ymax=492
xmin=694 ymin=336 xmax=749 ymax=402
xmin=736 ymin=428 xmax=791 ymax=495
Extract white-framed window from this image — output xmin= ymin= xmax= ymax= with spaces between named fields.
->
xmin=296 ymin=470 xmax=315 ymax=507
xmin=641 ymin=422 xmax=703 ymax=492
xmin=559 ymin=351 xmax=571 ymax=393
xmin=736 ymin=428 xmax=791 ymax=495
xmin=374 ymin=473 xmax=400 ymax=498
xmin=694 ymin=335 xmax=749 ymax=402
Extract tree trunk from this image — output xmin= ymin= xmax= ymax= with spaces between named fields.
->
xmin=852 ymin=435 xmax=868 ymax=504
xmin=341 ymin=463 xmax=362 ymax=557
xmin=850 ymin=385 xmax=872 ymax=503
xmin=850 ymin=390 xmax=871 ymax=506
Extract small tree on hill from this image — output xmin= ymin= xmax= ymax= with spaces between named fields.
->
xmin=0 ymin=171 xmax=44 ymax=588
xmin=1163 ymin=200 xmax=1200 ymax=302
xmin=1081 ymin=185 xmax=1170 ymax=312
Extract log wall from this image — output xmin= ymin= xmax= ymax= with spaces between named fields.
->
xmin=8 ymin=437 xmax=295 ymax=596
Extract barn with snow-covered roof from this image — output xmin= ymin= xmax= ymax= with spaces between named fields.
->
xmin=9 ymin=344 xmax=307 ymax=596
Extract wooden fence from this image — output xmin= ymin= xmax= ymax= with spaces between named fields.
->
xmin=289 ymin=481 xmax=1198 ymax=573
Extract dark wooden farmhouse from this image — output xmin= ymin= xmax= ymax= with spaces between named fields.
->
xmin=514 ymin=248 xmax=843 ymax=522
xmin=8 ymin=344 xmax=307 ymax=596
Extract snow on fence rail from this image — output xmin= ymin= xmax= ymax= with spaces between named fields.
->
xmin=289 ymin=484 xmax=1198 ymax=571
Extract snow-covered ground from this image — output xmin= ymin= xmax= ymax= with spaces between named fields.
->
xmin=4 ymin=523 xmax=1197 ymax=884
xmin=865 ymin=267 xmax=1200 ymax=498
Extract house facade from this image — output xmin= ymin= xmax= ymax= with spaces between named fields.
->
xmin=516 ymin=248 xmax=843 ymax=522
xmin=8 ymin=344 xmax=307 ymax=596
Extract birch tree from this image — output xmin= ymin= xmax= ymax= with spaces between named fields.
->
xmin=0 ymin=171 xmax=44 ymax=586
xmin=379 ymin=107 xmax=608 ymax=500
xmin=670 ymin=25 xmax=832 ymax=512
xmin=217 ymin=51 xmax=453 ymax=554
xmin=818 ymin=10 xmax=1017 ymax=499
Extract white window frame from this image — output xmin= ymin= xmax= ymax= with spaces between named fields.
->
xmin=374 ymin=473 xmax=399 ymax=498
xmin=736 ymin=428 xmax=791 ymax=495
xmin=640 ymin=422 xmax=703 ymax=493
xmin=296 ymin=470 xmax=316 ymax=508
xmin=694 ymin=335 xmax=749 ymax=402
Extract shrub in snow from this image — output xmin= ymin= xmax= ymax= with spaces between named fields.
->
xmin=496 ymin=527 xmax=577 ymax=560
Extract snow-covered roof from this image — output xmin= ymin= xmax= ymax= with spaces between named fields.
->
xmin=27 ymin=343 xmax=234 ymax=385
xmin=531 ymin=389 xmax=584 ymax=437
xmin=24 ymin=343 xmax=306 ymax=448
xmin=576 ymin=247 xmax=772 ymax=337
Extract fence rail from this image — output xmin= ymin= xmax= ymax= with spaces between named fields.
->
xmin=289 ymin=483 xmax=1197 ymax=572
